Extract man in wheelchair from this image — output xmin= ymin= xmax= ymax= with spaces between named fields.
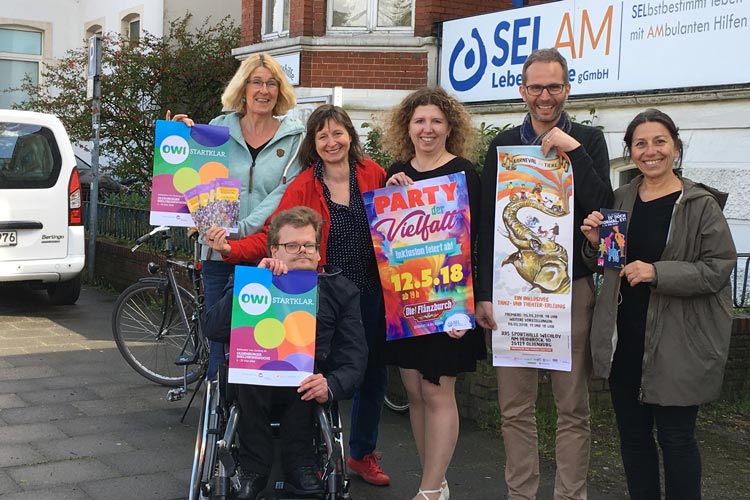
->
xmin=203 ymin=206 xmax=368 ymax=499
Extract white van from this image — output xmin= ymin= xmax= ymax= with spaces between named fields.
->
xmin=0 ymin=110 xmax=85 ymax=304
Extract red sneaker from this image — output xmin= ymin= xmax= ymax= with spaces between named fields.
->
xmin=347 ymin=452 xmax=390 ymax=486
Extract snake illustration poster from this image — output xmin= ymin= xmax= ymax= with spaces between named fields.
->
xmin=491 ymin=146 xmax=574 ymax=371
xmin=150 ymin=120 xmax=238 ymax=230
xmin=364 ymin=172 xmax=475 ymax=341
xmin=228 ymin=266 xmax=318 ymax=387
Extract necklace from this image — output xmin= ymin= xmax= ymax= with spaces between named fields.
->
xmin=413 ymin=150 xmax=447 ymax=172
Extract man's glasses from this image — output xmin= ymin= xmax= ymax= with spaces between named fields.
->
xmin=247 ymin=79 xmax=279 ymax=89
xmin=276 ymin=242 xmax=319 ymax=254
xmin=524 ymin=84 xmax=566 ymax=96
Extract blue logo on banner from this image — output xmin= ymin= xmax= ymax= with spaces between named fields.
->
xmin=448 ymin=28 xmax=487 ymax=92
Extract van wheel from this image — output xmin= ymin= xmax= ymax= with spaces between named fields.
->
xmin=48 ymin=275 xmax=81 ymax=305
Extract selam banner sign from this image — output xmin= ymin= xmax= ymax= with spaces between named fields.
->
xmin=364 ymin=173 xmax=476 ymax=341
xmin=439 ymin=0 xmax=750 ymax=103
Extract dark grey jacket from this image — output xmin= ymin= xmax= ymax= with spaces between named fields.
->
xmin=586 ymin=176 xmax=736 ymax=406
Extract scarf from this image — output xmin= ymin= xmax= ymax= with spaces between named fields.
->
xmin=520 ymin=111 xmax=573 ymax=145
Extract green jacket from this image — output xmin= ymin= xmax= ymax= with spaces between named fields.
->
xmin=586 ymin=176 xmax=736 ymax=406
xmin=203 ymin=112 xmax=304 ymax=260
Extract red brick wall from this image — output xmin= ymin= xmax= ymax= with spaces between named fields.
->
xmin=303 ymin=51 xmax=428 ymax=89
xmin=240 ymin=0 xmax=263 ymax=45
xmin=415 ymin=0 xmax=515 ymax=37
xmin=241 ymin=0 xmax=553 ymax=43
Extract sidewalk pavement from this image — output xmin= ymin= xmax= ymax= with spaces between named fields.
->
xmin=0 ymin=284 xmax=626 ymax=500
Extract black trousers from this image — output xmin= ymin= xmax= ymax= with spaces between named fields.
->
xmin=236 ymin=384 xmax=316 ymax=475
xmin=610 ymin=378 xmax=701 ymax=500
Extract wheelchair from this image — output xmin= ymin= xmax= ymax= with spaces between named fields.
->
xmin=188 ymin=367 xmax=353 ymax=500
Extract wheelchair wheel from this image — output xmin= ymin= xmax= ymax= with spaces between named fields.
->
xmin=188 ymin=381 xmax=220 ymax=500
xmin=315 ymin=404 xmax=353 ymax=500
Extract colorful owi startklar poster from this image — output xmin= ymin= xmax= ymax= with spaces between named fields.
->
xmin=491 ymin=146 xmax=574 ymax=372
xmin=228 ymin=266 xmax=318 ymax=387
xmin=364 ymin=172 xmax=475 ymax=341
xmin=150 ymin=120 xmax=238 ymax=230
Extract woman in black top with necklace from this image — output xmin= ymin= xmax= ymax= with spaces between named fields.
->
xmin=382 ymin=87 xmax=485 ymax=500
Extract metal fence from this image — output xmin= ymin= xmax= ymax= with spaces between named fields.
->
xmin=83 ymin=202 xmax=194 ymax=255
xmin=82 ymin=203 xmax=750 ymax=308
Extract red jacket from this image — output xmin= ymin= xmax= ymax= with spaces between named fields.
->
xmin=225 ymin=158 xmax=385 ymax=265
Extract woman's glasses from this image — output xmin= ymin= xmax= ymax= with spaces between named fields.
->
xmin=247 ymin=79 xmax=279 ymax=89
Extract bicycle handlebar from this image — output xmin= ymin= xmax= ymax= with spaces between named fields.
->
xmin=132 ymin=225 xmax=170 ymax=252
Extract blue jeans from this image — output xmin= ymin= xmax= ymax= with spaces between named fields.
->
xmin=202 ymin=259 xmax=235 ymax=381
xmin=349 ymin=287 xmax=387 ymax=460
xmin=610 ymin=379 xmax=701 ymax=500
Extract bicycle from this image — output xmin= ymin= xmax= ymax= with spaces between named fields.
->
xmin=111 ymin=226 xmax=207 ymax=400
xmin=384 ymin=365 xmax=409 ymax=414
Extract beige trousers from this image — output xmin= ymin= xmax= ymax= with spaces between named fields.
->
xmin=497 ymin=276 xmax=595 ymax=500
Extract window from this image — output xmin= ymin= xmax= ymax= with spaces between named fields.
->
xmin=0 ymin=122 xmax=62 ymax=189
xmin=329 ymin=0 xmax=413 ymax=31
xmin=85 ymin=21 xmax=103 ymax=40
xmin=263 ymin=0 xmax=290 ymax=39
xmin=121 ymin=13 xmax=141 ymax=44
xmin=0 ymin=27 xmax=42 ymax=109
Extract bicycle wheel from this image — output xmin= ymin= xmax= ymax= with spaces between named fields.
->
xmin=189 ymin=381 xmax=220 ymax=500
xmin=384 ymin=365 xmax=409 ymax=414
xmin=112 ymin=280 xmax=203 ymax=386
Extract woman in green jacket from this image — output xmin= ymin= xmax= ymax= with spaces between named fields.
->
xmin=580 ymin=109 xmax=736 ymax=500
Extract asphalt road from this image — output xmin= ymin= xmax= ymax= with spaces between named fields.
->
xmin=0 ymin=284 xmax=626 ymax=500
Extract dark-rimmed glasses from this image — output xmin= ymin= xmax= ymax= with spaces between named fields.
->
xmin=275 ymin=242 xmax=319 ymax=253
xmin=524 ymin=84 xmax=566 ymax=96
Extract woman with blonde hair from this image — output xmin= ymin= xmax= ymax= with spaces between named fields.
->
xmin=382 ymin=87 xmax=486 ymax=500
xmin=170 ymin=52 xmax=304 ymax=381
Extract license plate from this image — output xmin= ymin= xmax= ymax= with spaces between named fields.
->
xmin=0 ymin=230 xmax=17 ymax=246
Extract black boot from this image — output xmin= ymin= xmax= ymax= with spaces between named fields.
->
xmin=234 ymin=468 xmax=268 ymax=500
xmin=286 ymin=465 xmax=324 ymax=495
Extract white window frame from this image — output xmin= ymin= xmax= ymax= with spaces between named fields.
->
xmin=0 ymin=25 xmax=43 ymax=109
xmin=121 ymin=13 xmax=141 ymax=43
xmin=262 ymin=0 xmax=290 ymax=41
xmin=84 ymin=18 xmax=104 ymax=39
xmin=609 ymin=158 xmax=639 ymax=189
xmin=327 ymin=0 xmax=414 ymax=34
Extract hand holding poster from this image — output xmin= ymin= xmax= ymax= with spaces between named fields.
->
xmin=228 ymin=266 xmax=318 ymax=387
xmin=150 ymin=120 xmax=239 ymax=232
xmin=491 ymin=146 xmax=574 ymax=371
xmin=363 ymin=172 xmax=475 ymax=341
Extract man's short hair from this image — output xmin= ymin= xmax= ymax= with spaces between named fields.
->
xmin=266 ymin=206 xmax=324 ymax=255
xmin=522 ymin=48 xmax=570 ymax=85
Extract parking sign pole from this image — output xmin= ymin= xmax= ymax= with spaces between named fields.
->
xmin=87 ymin=35 xmax=102 ymax=279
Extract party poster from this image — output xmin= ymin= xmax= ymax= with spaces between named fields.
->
xmin=491 ymin=146 xmax=574 ymax=371
xmin=150 ymin=120 xmax=238 ymax=230
xmin=363 ymin=172 xmax=475 ymax=341
xmin=597 ymin=209 xmax=628 ymax=268
xmin=228 ymin=266 xmax=318 ymax=387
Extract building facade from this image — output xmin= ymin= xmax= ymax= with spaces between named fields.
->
xmin=233 ymin=0 xmax=750 ymax=249
xmin=0 ymin=0 xmax=240 ymax=109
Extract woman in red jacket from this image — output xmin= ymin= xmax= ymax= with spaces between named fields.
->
xmin=205 ymin=104 xmax=392 ymax=486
